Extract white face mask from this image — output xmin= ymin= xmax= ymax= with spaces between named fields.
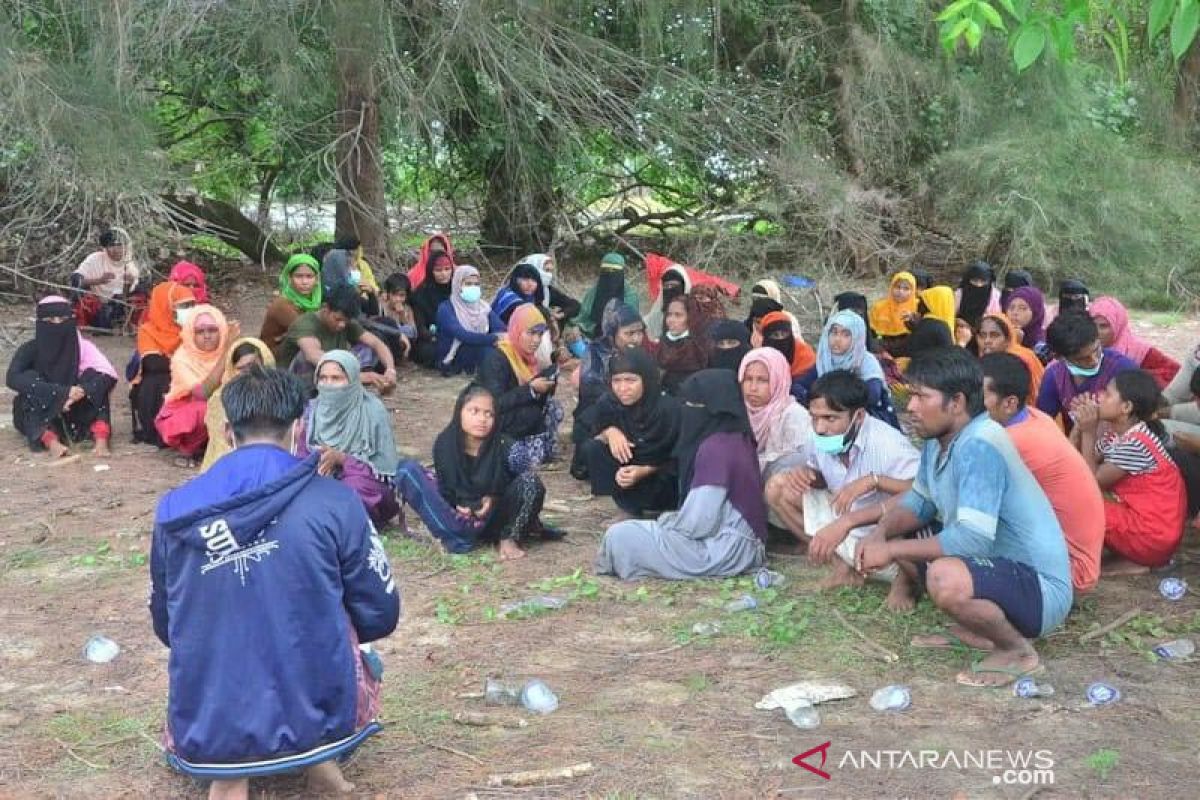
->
xmin=174 ymin=307 xmax=192 ymax=327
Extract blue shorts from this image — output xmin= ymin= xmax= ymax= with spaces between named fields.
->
xmin=961 ymin=556 xmax=1045 ymax=639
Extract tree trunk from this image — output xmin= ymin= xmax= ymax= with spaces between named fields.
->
xmin=333 ymin=0 xmax=390 ymax=262
xmin=256 ymin=164 xmax=282 ymax=232
xmin=162 ymin=193 xmax=286 ymax=267
xmin=1172 ymin=39 xmax=1200 ymax=147
xmin=480 ymin=153 xmax=558 ymax=256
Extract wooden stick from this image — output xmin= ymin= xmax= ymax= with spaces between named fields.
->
xmin=454 ymin=711 xmax=528 ymax=729
xmin=831 ymin=609 xmax=900 ymax=663
xmin=424 ymin=741 xmax=485 ymax=765
xmin=1079 ymin=608 xmax=1143 ymax=643
xmin=622 ymin=641 xmax=691 ymax=659
xmin=488 ymin=762 xmax=594 ymax=787
xmin=56 ymin=740 xmax=106 ymax=770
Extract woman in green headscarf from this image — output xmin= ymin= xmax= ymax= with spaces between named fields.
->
xmin=260 ymin=254 xmax=323 ymax=358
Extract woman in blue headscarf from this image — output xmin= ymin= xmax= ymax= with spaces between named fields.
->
xmin=796 ymin=310 xmax=899 ymax=429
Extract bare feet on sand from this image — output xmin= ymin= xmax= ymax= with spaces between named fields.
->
xmin=1102 ymin=556 xmax=1150 ymax=577
xmin=208 ymin=778 xmax=249 ymax=800
xmin=820 ymin=559 xmax=865 ymax=590
xmin=498 ymin=539 xmax=527 ymax=562
xmin=306 ymin=761 xmax=355 ymax=795
xmin=93 ymin=440 xmax=111 ymax=458
xmin=885 ymin=571 xmax=917 ymax=612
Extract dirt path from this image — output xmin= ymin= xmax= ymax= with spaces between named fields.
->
xmin=0 ymin=281 xmax=1197 ymax=799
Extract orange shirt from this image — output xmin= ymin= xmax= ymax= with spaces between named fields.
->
xmin=1005 ymin=407 xmax=1104 ymax=593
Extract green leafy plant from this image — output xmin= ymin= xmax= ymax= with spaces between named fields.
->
xmin=1085 ymin=748 xmax=1119 ymax=780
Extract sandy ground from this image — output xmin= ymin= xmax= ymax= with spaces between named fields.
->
xmin=0 ymin=272 xmax=1197 ymax=799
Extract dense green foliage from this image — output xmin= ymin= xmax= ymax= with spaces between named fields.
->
xmin=1 ymin=1 xmax=1198 ymax=304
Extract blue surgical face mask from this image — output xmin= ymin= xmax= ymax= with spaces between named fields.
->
xmin=812 ymin=417 xmax=862 ymax=455
xmin=348 ymin=269 xmax=362 ymax=287
xmin=1066 ymin=352 xmax=1103 ymax=378
xmin=460 ymin=285 xmax=482 ymax=303
xmin=568 ymin=339 xmax=587 ymax=358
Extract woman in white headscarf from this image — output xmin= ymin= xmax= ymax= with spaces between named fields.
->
xmin=434 ymin=265 xmax=505 ymax=376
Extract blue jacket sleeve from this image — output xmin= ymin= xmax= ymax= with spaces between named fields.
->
xmin=336 ymin=503 xmax=401 ymax=643
xmin=149 ymin=521 xmax=170 ymax=647
xmin=436 ymin=304 xmax=500 ymax=347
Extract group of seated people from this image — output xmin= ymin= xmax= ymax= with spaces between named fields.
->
xmin=12 ymin=240 xmax=1196 ymax=796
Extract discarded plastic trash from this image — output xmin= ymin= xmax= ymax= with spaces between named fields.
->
xmin=691 ymin=621 xmax=722 ymax=636
xmin=1159 ymin=577 xmax=1188 ymax=601
xmin=83 ymin=635 xmax=120 ymax=664
xmin=1086 ymin=682 xmax=1121 ymax=706
xmin=499 ymin=595 xmax=568 ymax=618
xmin=1013 ymin=678 xmax=1055 ymax=698
xmin=520 ymin=679 xmax=560 ymax=715
xmin=785 ymin=700 xmax=821 ymax=730
xmin=783 ymin=275 xmax=816 ymax=289
xmin=869 ymin=685 xmax=912 ymax=712
xmin=754 ymin=568 xmax=786 ymax=589
xmin=756 ymin=681 xmax=857 ymax=710
xmin=724 ymin=594 xmax=758 ymax=613
xmin=484 ymin=678 xmax=523 ymax=706
xmin=1153 ymin=639 xmax=1195 ymax=661
xmin=93 ymin=464 xmax=110 ymax=472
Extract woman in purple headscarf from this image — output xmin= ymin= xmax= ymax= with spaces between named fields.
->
xmin=1002 ymin=285 xmax=1049 ymax=364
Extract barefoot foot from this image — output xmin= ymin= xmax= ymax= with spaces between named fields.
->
xmin=305 ymin=760 xmax=355 ymax=795
xmin=498 ymin=539 xmax=527 ymax=561
xmin=820 ymin=559 xmax=865 ymax=590
xmin=93 ymin=439 xmax=111 ymax=458
xmin=885 ymin=571 xmax=916 ymax=612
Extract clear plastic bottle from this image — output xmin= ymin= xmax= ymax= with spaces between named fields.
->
xmin=499 ymin=595 xmax=568 ymax=618
xmin=1013 ymin=677 xmax=1055 ymax=698
xmin=1153 ymin=639 xmax=1195 ymax=661
xmin=520 ymin=679 xmax=560 ymax=714
xmin=83 ymin=635 xmax=120 ymax=664
xmin=724 ymin=594 xmax=758 ymax=613
xmin=755 ymin=569 xmax=786 ymax=589
xmin=785 ymin=701 xmax=821 ymax=729
xmin=869 ymin=685 xmax=912 ymax=711
xmin=691 ymin=621 xmax=722 ymax=636
xmin=484 ymin=678 xmax=523 ymax=706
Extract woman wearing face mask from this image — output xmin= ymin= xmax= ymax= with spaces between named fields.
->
xmin=976 ymin=314 xmax=1044 ymax=404
xmin=477 ymin=304 xmax=564 ymax=470
xmin=954 ymin=260 xmax=1001 ymax=330
xmin=130 ymin=280 xmax=196 ymax=446
xmin=739 ymin=347 xmax=812 ymax=480
xmin=395 ymin=384 xmax=557 ymax=561
xmin=643 ymin=266 xmax=692 ymax=341
xmin=155 ymin=305 xmax=239 ymax=464
xmin=579 ymin=348 xmax=681 ymax=517
xmin=758 ymin=310 xmax=816 ymax=397
xmin=1037 ymin=311 xmax=1137 ymax=431
xmin=434 ymin=265 xmax=505 ymax=376
xmin=596 ymin=369 xmax=767 ymax=580
xmin=656 ymin=295 xmax=711 ymax=395
xmin=199 ymin=338 xmax=276 ymax=472
xmin=295 ymin=350 xmax=400 ymax=527
xmin=518 ymin=253 xmax=581 ymax=324
xmin=1045 ymin=278 xmax=1090 ymax=327
xmin=708 ymin=319 xmax=752 ymax=373
xmin=798 ymin=310 xmax=899 ymax=428
xmin=6 ymin=296 xmax=119 ymax=462
xmin=1089 ymin=296 xmax=1180 ymax=389
xmin=261 ymin=254 xmax=323 ymax=358
xmin=410 ymin=252 xmax=456 ymax=369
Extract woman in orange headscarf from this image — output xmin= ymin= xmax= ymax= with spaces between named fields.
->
xmin=977 ymin=313 xmax=1044 ymax=404
xmin=477 ymin=303 xmax=564 ymax=471
xmin=130 ymin=281 xmax=196 ymax=445
xmin=759 ymin=310 xmax=816 ymax=382
xmin=154 ymin=305 xmax=238 ymax=463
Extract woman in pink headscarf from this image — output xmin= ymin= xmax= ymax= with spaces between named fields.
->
xmin=738 ymin=347 xmax=812 ymax=479
xmin=168 ymin=261 xmax=209 ymax=304
xmin=1090 ymin=297 xmax=1179 ymax=389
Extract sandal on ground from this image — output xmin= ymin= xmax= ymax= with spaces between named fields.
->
xmin=955 ymin=661 xmax=1043 ymax=688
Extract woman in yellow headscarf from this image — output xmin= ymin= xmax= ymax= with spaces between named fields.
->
xmin=199 ymin=338 xmax=276 ymax=472
xmin=918 ymin=286 xmax=956 ymax=335
xmin=869 ymin=272 xmax=919 ymax=352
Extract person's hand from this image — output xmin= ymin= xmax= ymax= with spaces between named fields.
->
xmin=316 ymin=447 xmax=345 ymax=477
xmin=399 ymin=333 xmax=411 ymax=356
xmin=856 ymin=537 xmax=893 ymax=575
xmin=605 ymin=428 xmax=635 ymax=464
xmin=831 ymin=474 xmax=874 ymax=516
xmin=477 ymin=496 xmax=494 ymax=518
xmin=900 ymin=310 xmax=919 ymax=325
xmin=63 ymin=385 xmax=86 ymax=410
xmin=530 ymin=376 xmax=555 ymax=395
xmin=783 ymin=466 xmax=818 ymax=495
xmin=226 ymin=320 xmax=242 ymax=342
xmin=1071 ymin=395 xmax=1100 ymax=431
xmin=809 ymin=518 xmax=852 ymax=565
xmin=750 ymin=330 xmax=763 ymax=348
xmin=98 ymin=270 xmax=116 ymax=283
xmin=455 ymin=504 xmax=474 ymax=517
xmin=615 ymin=465 xmax=647 ymax=489
xmin=552 ymin=307 xmax=566 ymax=321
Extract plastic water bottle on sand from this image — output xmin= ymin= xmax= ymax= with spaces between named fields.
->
xmin=869 ymin=685 xmax=911 ymax=711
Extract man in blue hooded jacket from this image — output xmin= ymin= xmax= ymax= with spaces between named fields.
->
xmin=150 ymin=366 xmax=400 ymax=799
